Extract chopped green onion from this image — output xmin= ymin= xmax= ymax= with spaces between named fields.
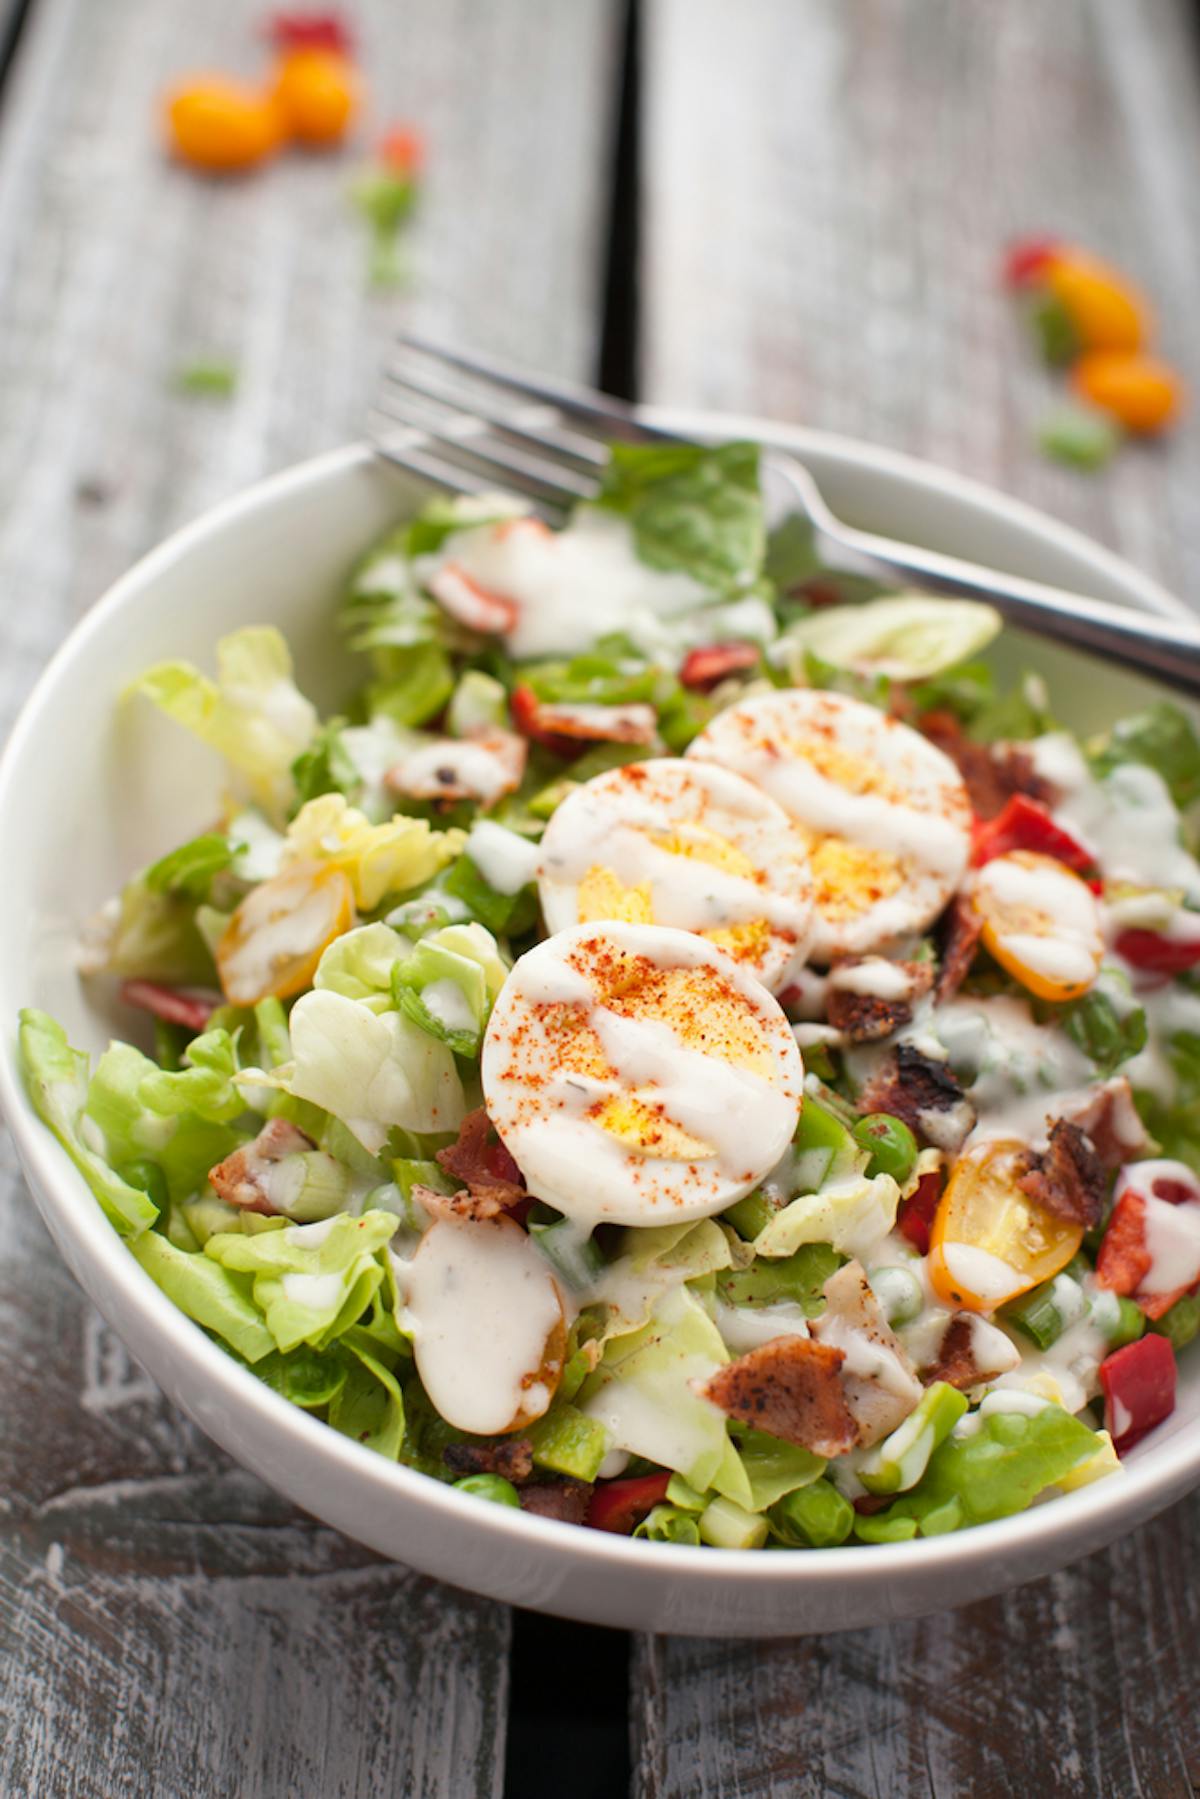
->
xmin=722 ymin=1189 xmax=776 ymax=1241
xmin=175 ymin=358 xmax=237 ymax=397
xmin=527 ymin=1405 xmax=610 ymax=1482
xmin=858 ymin=1382 xmax=968 ymax=1495
xmin=1038 ymin=406 xmax=1120 ymax=471
xmin=665 ymin=1473 xmax=709 ymax=1513
xmin=698 ymin=1496 xmax=769 ymax=1550
xmin=443 ymin=852 xmax=537 ymax=935
xmin=1151 ymin=1292 xmax=1200 ymax=1351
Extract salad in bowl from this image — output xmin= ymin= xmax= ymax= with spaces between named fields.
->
xmin=19 ymin=439 xmax=1200 ymax=1553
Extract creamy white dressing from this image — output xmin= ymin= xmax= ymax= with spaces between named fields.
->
xmin=828 ymin=958 xmax=916 ymax=1000
xmin=973 ymin=853 xmax=1102 ymax=989
xmin=713 ymin=1298 xmax=811 ymax=1354
xmin=465 ymin=819 xmax=541 ymax=894
xmin=416 ymin=510 xmax=713 ymax=660
xmin=280 ymin=1270 xmax=345 ymax=1310
xmin=939 ymin=1244 xmax=1024 ymax=1304
xmin=1032 ymin=733 xmax=1200 ymax=903
xmin=421 ymin=978 xmax=477 ymax=1034
xmin=389 ymin=736 xmax=520 ymax=806
xmin=1139 ymin=1196 xmax=1200 ymax=1294
xmin=400 ymin=1216 xmax=565 ymax=1436
xmin=537 ymin=757 xmax=813 ymax=993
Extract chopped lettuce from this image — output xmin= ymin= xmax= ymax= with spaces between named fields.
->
xmin=1056 ymin=978 xmax=1147 ymax=1077
xmin=83 ymin=1032 xmax=244 ymax=1204
xmin=290 ymin=718 xmax=363 ymax=809
xmin=594 ymin=440 xmax=764 ymax=591
xmin=733 ymin=1427 xmax=825 ymax=1511
xmin=130 ymin=1229 xmax=275 ymax=1362
xmin=390 ymin=922 xmax=508 ymax=1057
xmin=18 ymin=1010 xmax=160 ymax=1236
xmin=97 ymin=873 xmax=218 ymax=985
xmin=1092 ymin=700 xmax=1200 ymax=811
xmin=328 ymin=1332 xmax=406 ymax=1458
xmin=754 ymin=1172 xmax=901 ymax=1262
xmin=204 ymin=1211 xmax=398 ymax=1354
xmin=128 ymin=627 xmax=318 ymax=819
xmin=282 ymin=794 xmax=462 ymax=910
xmin=314 ymin=922 xmax=409 ymax=1011
xmin=145 ymin=831 xmax=241 ymax=901
xmin=775 ymin=595 xmax=1001 ymax=684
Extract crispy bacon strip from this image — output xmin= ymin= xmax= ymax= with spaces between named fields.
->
xmin=1017 ymin=1119 xmax=1106 ymax=1228
xmin=443 ymin=1438 xmax=534 ymax=1484
xmin=519 ymin=1478 xmax=593 ymax=1525
xmin=856 ymin=1043 xmax=976 ymax=1154
xmin=385 ymin=729 xmax=527 ymax=807
xmin=918 ymin=710 xmax=1052 ymax=821
xmin=121 ymin=979 xmax=220 ymax=1034
xmin=510 ymin=684 xmax=658 ymax=757
xmin=1059 ymin=1077 xmax=1150 ymax=1172
xmin=810 ymin=1261 xmax=923 ymax=1446
xmin=208 ymin=1118 xmax=316 ymax=1215
xmin=922 ymin=1313 xmax=1021 ymax=1391
xmin=935 ymin=894 xmax=984 ymax=1002
xmin=435 ymin=1108 xmax=526 ymax=1213
xmin=679 ymin=642 xmax=759 ymax=690
xmin=826 ymin=958 xmax=934 ymax=1043
xmin=698 ymin=1336 xmax=859 ymax=1458
xmin=428 ymin=564 xmax=519 ymax=635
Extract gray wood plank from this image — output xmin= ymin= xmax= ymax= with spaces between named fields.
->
xmin=0 ymin=0 xmax=620 ymax=1791
xmin=634 ymin=3 xmax=1200 ymax=1793
xmin=639 ymin=0 xmax=1200 ymax=599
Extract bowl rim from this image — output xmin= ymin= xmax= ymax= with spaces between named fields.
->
xmin=2 ymin=426 xmax=1196 ymax=1595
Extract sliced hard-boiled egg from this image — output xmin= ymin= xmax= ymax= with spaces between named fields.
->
xmin=686 ymin=689 xmax=971 ymax=960
xmin=481 ymin=921 xmax=804 ymax=1227
xmin=401 ymin=1212 xmax=567 ymax=1435
xmin=972 ymin=850 xmax=1103 ymax=1001
xmin=216 ymin=862 xmax=355 ymax=1006
xmin=928 ymin=1138 xmax=1083 ymax=1312
xmin=536 ymin=757 xmax=814 ymax=993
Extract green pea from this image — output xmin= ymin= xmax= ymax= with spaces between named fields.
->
xmin=852 ymin=1113 xmax=918 ymax=1184
xmin=453 ymin=1474 xmax=522 ymax=1509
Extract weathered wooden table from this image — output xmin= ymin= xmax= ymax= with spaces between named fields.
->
xmin=3 ymin=3 xmax=1200 ymax=1794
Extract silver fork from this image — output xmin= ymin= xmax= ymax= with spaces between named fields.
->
xmin=370 ymin=335 xmax=1200 ymax=699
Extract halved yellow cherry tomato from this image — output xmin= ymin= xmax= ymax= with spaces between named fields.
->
xmin=216 ymin=863 xmax=354 ymax=1006
xmin=1045 ymin=251 xmax=1149 ymax=354
xmin=1073 ymin=351 xmax=1184 ymax=435
xmin=929 ymin=1139 xmax=1083 ymax=1312
xmin=165 ymin=77 xmax=287 ymax=173
xmin=972 ymin=849 xmax=1103 ymax=1002
xmin=273 ymin=49 xmax=361 ymax=147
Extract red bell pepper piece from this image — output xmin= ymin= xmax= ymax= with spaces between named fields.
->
xmin=1002 ymin=236 xmax=1061 ymax=289
xmin=679 ymin=642 xmax=760 ymax=691
xmin=1114 ymin=927 xmax=1200 ymax=976
xmin=1099 ymin=1333 xmax=1176 ymax=1453
xmin=266 ymin=11 xmax=355 ymax=54
xmin=120 ymin=980 xmax=218 ymax=1034
xmin=896 ymin=1170 xmax=942 ymax=1257
xmin=585 ymin=1471 xmax=672 ymax=1535
xmin=1095 ymin=1175 xmax=1200 ymax=1320
xmin=970 ymin=794 xmax=1093 ymax=873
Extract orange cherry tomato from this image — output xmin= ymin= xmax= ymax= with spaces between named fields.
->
xmin=165 ymin=77 xmax=287 ymax=173
xmin=379 ymin=124 xmax=426 ymax=177
xmin=1073 ymin=352 xmax=1183 ymax=435
xmin=929 ymin=1140 xmax=1084 ymax=1312
xmin=972 ymin=850 xmax=1103 ymax=1002
xmin=1044 ymin=252 xmax=1149 ymax=354
xmin=216 ymin=863 xmax=355 ymax=1006
xmin=273 ymin=48 xmax=361 ymax=146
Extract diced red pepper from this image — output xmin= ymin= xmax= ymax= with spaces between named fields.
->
xmin=679 ymin=642 xmax=760 ymax=691
xmin=1114 ymin=927 xmax=1200 ymax=976
xmin=120 ymin=980 xmax=219 ymax=1034
xmin=1094 ymin=1184 xmax=1197 ymax=1320
xmin=1099 ymin=1333 xmax=1176 ymax=1453
xmin=970 ymin=794 xmax=1093 ymax=873
xmin=896 ymin=1170 xmax=943 ymax=1257
xmin=510 ymin=685 xmax=657 ymax=759
xmin=1003 ymin=236 xmax=1062 ymax=289
xmin=585 ymin=1471 xmax=672 ymax=1535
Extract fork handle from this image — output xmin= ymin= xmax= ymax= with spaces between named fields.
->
xmin=815 ymin=520 xmax=1200 ymax=701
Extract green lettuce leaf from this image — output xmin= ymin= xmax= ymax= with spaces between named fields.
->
xmin=144 ymin=832 xmax=241 ymax=901
xmin=128 ymin=626 xmax=318 ymax=819
xmin=754 ymin=1173 xmax=900 ymax=1261
xmin=18 ymin=1010 xmax=159 ymax=1236
xmin=130 ymin=1228 xmax=275 ymax=1362
xmin=328 ymin=1331 xmax=406 ymax=1458
xmin=1092 ymin=700 xmax=1200 ymax=810
xmin=1057 ymin=979 xmax=1147 ymax=1078
xmin=732 ymin=1426 xmax=825 ymax=1512
xmin=84 ymin=1032 xmax=245 ymax=1204
xmin=98 ymin=873 xmax=218 ymax=985
xmin=391 ymin=921 xmax=509 ymax=1056
xmin=314 ymin=922 xmax=409 ymax=1011
xmin=290 ymin=718 xmax=363 ymax=809
xmin=594 ymin=440 xmax=764 ymax=590
xmin=204 ymin=1211 xmax=398 ymax=1354
xmin=775 ymin=595 xmax=1001 ymax=684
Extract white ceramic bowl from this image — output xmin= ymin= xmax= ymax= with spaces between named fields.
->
xmin=2 ymin=425 xmax=1198 ymax=1638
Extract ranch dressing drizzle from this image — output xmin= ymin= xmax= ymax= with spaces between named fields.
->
xmin=399 ymin=1216 xmax=564 ymax=1437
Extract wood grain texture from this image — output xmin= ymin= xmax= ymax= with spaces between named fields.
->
xmin=634 ymin=4 xmax=1200 ymax=1794
xmin=639 ymin=0 xmax=1200 ymax=598
xmin=0 ymin=1 xmax=619 ymax=1790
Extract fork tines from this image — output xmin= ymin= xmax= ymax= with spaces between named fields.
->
xmin=371 ymin=334 xmax=673 ymax=516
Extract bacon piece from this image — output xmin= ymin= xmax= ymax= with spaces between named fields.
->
xmin=1057 ymin=1077 xmax=1150 ymax=1172
xmin=935 ymin=894 xmax=984 ymax=1001
xmin=385 ymin=729 xmax=527 ymax=808
xmin=856 ymin=1043 xmax=975 ymax=1154
xmin=208 ymin=1118 xmax=316 ymax=1215
xmin=510 ymin=684 xmax=658 ymax=757
xmin=1095 ymin=1186 xmax=1200 ymax=1320
xmin=435 ymin=1108 xmax=526 ymax=1214
xmin=810 ymin=1261 xmax=923 ymax=1446
xmin=519 ymin=1477 xmax=593 ymax=1525
xmin=679 ymin=642 xmax=760 ymax=691
xmin=442 ymin=1438 xmax=534 ymax=1484
xmin=698 ymin=1336 xmax=859 ymax=1458
xmin=427 ymin=564 xmax=519 ymax=635
xmin=918 ymin=710 xmax=1052 ymax=821
xmin=922 ymin=1313 xmax=1021 ymax=1391
xmin=1016 ymin=1119 xmax=1106 ymax=1228
xmin=121 ymin=979 xmax=220 ymax=1034
xmin=826 ymin=957 xmax=934 ymax=1043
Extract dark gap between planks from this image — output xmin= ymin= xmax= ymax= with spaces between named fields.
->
xmin=0 ymin=0 xmax=34 ymax=99
xmin=508 ymin=4 xmax=639 ymax=1789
